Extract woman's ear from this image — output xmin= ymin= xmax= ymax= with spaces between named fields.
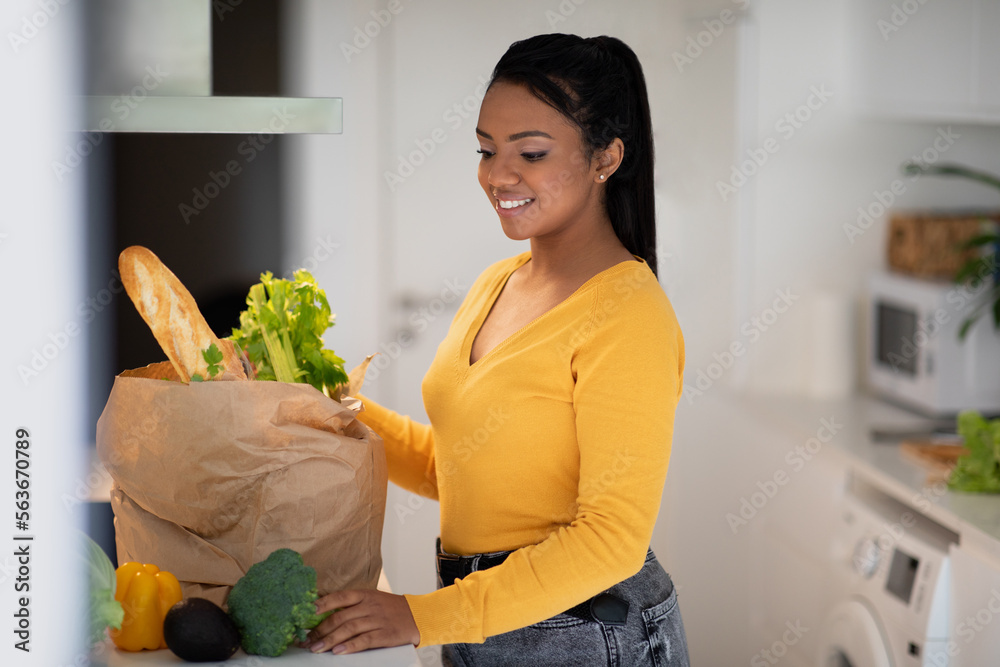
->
xmin=596 ymin=138 xmax=625 ymax=182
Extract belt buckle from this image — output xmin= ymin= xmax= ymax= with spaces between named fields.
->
xmin=436 ymin=537 xmax=461 ymax=563
xmin=436 ymin=540 xmax=463 ymax=586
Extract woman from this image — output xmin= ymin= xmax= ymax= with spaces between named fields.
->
xmin=305 ymin=33 xmax=688 ymax=666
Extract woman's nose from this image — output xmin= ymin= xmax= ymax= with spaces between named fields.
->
xmin=487 ymin=154 xmax=519 ymax=188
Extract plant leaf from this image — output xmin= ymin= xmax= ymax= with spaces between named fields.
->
xmin=949 ymin=411 xmax=1000 ymax=493
xmin=959 ymin=233 xmax=1000 ymax=250
xmin=901 ymin=161 xmax=1000 ymax=191
xmin=202 ymin=342 xmax=224 ymax=378
xmin=955 ymin=255 xmax=995 ymax=286
xmin=228 ymin=269 xmax=347 ymax=393
xmin=81 ymin=532 xmax=125 ymax=645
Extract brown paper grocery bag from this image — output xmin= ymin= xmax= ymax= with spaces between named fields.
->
xmin=96 ymin=366 xmax=387 ymax=608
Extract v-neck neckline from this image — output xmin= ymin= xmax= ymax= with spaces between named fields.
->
xmin=463 ymin=253 xmax=641 ymax=369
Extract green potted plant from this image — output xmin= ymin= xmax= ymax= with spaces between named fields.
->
xmin=902 ymin=162 xmax=1000 ymax=493
xmin=901 ymin=161 xmax=1000 ymax=339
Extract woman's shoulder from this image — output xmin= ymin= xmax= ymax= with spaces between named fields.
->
xmin=587 ymin=260 xmax=682 ymax=336
xmin=594 ymin=259 xmax=673 ymax=307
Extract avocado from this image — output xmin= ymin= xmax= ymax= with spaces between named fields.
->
xmin=163 ymin=597 xmax=241 ymax=662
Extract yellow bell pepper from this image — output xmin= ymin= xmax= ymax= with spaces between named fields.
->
xmin=108 ymin=562 xmax=183 ymax=651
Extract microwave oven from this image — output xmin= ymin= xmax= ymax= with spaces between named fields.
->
xmin=866 ymin=270 xmax=1000 ymax=416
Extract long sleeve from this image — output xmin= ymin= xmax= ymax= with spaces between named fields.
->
xmin=401 ymin=258 xmax=684 ymax=647
xmin=356 ymin=394 xmax=438 ymax=500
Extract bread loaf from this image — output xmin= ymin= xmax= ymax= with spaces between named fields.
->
xmin=119 ymin=246 xmax=247 ymax=382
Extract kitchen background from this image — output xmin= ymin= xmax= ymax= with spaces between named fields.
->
xmin=3 ymin=0 xmax=1000 ymax=665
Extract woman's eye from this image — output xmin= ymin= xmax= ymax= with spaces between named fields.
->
xmin=476 ymin=149 xmax=494 ymax=158
xmin=522 ymin=152 xmax=547 ymax=161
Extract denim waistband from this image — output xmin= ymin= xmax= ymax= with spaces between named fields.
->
xmin=435 ymin=538 xmax=657 ymax=625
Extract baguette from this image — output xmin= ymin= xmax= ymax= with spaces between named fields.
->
xmin=119 ymin=246 xmax=248 ymax=382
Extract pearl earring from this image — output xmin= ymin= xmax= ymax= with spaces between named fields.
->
xmin=600 ymin=174 xmax=606 ymax=181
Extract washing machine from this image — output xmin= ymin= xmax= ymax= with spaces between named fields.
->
xmin=816 ymin=473 xmax=957 ymax=667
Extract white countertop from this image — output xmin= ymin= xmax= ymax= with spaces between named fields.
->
xmin=88 ymin=569 xmax=420 ymax=666
xmin=89 ymin=640 xmax=418 ymax=667
xmin=729 ymin=389 xmax=1000 ymax=561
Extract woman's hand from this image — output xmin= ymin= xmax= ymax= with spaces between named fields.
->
xmin=303 ymin=589 xmax=420 ymax=654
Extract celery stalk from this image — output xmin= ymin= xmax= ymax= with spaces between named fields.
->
xmin=250 ymin=284 xmax=299 ymax=384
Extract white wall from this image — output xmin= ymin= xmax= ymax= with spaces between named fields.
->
xmin=1 ymin=2 xmax=89 ymax=664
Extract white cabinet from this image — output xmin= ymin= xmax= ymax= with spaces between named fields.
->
xmin=947 ymin=543 xmax=1000 ymax=666
xmin=850 ymin=0 xmax=1000 ymax=123
xmin=748 ymin=447 xmax=850 ymax=667
xmin=978 ymin=0 xmax=1000 ymax=111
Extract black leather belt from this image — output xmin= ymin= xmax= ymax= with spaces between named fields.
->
xmin=435 ymin=539 xmax=630 ymax=626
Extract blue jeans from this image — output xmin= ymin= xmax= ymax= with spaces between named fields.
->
xmin=439 ymin=549 xmax=690 ymax=667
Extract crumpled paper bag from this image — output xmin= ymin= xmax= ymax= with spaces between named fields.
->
xmin=96 ymin=360 xmax=386 ymax=607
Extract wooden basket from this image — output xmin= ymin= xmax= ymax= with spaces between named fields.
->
xmin=901 ymin=440 xmax=967 ymax=486
xmin=887 ymin=212 xmax=997 ymax=278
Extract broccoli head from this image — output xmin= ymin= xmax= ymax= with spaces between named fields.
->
xmin=225 ymin=548 xmax=329 ymax=656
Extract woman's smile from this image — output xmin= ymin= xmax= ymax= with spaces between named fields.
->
xmin=497 ymin=197 xmax=533 ymax=210
xmin=495 ymin=195 xmax=536 ymax=216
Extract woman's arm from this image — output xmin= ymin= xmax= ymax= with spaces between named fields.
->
xmin=357 ymin=394 xmax=439 ymax=499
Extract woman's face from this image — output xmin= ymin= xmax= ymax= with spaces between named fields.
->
xmin=476 ymin=81 xmax=605 ymax=242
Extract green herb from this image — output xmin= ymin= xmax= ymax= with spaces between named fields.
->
xmin=229 ymin=270 xmax=348 ymax=397
xmin=202 ymin=342 xmax=224 ymax=378
xmin=187 ymin=343 xmax=224 ymax=383
xmin=948 ymin=411 xmax=1000 ymax=493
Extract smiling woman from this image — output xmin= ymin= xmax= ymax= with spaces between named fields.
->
xmin=306 ymin=33 xmax=689 ymax=667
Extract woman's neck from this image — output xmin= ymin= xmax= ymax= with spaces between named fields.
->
xmin=524 ymin=217 xmax=635 ymax=284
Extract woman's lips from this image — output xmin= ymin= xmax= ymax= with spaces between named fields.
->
xmin=495 ymin=196 xmax=535 ymax=217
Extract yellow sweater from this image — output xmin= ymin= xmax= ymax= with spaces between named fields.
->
xmin=357 ymin=251 xmax=684 ymax=647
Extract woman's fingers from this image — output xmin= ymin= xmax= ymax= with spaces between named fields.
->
xmin=303 ymin=589 xmax=420 ymax=654
xmin=309 ymin=615 xmax=382 ymax=654
xmin=315 ymin=588 xmax=366 ymax=614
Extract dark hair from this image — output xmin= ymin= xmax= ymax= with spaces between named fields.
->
xmin=488 ymin=34 xmax=658 ymax=276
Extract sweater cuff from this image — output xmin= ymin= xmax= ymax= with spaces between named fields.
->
xmin=404 ymin=587 xmax=483 ymax=648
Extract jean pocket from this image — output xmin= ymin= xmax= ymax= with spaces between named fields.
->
xmin=461 ymin=614 xmax=608 ymax=667
xmin=530 ymin=612 xmax=590 ymax=629
xmin=641 ymin=589 xmax=690 ymax=667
